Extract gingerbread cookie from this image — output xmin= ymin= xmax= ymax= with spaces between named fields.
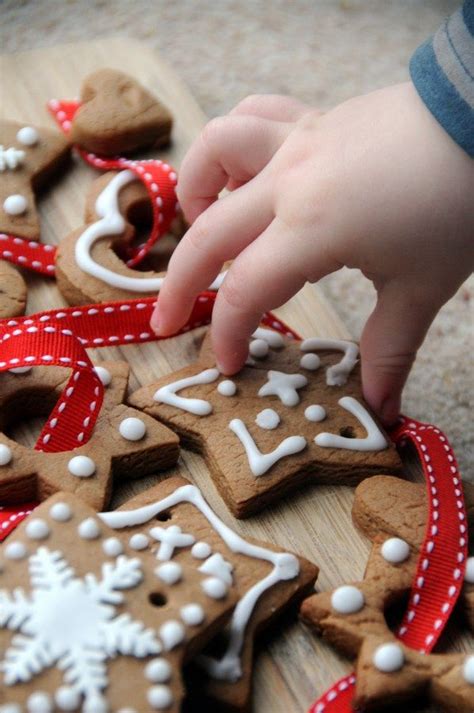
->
xmin=300 ymin=475 xmax=474 ymax=712
xmin=0 ymin=489 xmax=237 ymax=712
xmin=0 ymin=361 xmax=179 ymax=510
xmin=106 ymin=476 xmax=318 ymax=711
xmin=129 ymin=330 xmax=402 ymax=518
xmin=69 ymin=69 xmax=173 ymax=156
xmin=0 ymin=120 xmax=71 ymax=241
xmin=0 ymin=260 xmax=27 ymax=318
xmin=56 ymin=169 xmax=223 ymax=305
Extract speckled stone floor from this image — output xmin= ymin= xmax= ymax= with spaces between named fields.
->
xmin=2 ymin=0 xmax=472 ymax=479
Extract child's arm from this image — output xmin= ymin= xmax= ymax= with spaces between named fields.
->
xmin=152 ymin=6 xmax=474 ymax=425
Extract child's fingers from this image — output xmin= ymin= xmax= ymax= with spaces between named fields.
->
xmin=151 ymin=178 xmax=273 ymax=334
xmin=229 ymin=94 xmax=313 ymax=122
xmin=360 ymin=281 xmax=439 ymax=425
xmin=177 ymin=115 xmax=290 ymax=222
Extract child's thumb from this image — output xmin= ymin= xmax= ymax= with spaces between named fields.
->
xmin=360 ymin=281 xmax=439 ymax=426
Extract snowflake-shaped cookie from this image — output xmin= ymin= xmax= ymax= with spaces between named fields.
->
xmin=0 ymin=361 xmax=179 ymax=510
xmin=129 ymin=329 xmax=402 ymax=517
xmin=300 ymin=476 xmax=474 ymax=712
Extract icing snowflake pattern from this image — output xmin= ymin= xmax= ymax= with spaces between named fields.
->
xmin=0 ymin=547 xmax=161 ymax=710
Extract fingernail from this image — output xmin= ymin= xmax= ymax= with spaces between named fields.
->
xmin=150 ymin=312 xmax=162 ymax=335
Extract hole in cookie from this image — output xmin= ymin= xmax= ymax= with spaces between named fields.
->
xmin=155 ymin=510 xmax=172 ymax=522
xmin=1 ymin=386 xmax=58 ymax=449
xmin=149 ymin=592 xmax=168 ymax=607
xmin=339 ymin=426 xmax=356 ymax=438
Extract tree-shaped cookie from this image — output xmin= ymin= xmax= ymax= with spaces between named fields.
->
xmin=0 ymin=361 xmax=179 ymax=510
xmin=0 ymin=488 xmax=237 ymax=712
xmin=106 ymin=476 xmax=318 ymax=711
xmin=300 ymin=475 xmax=474 ymax=712
xmin=129 ymin=330 xmax=402 ymax=518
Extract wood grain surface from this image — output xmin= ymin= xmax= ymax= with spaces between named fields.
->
xmin=1 ymin=39 xmax=471 ymax=713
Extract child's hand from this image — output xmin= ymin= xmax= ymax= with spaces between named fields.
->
xmin=152 ymin=84 xmax=474 ymax=424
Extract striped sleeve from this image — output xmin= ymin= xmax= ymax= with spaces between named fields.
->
xmin=410 ymin=1 xmax=474 ymax=157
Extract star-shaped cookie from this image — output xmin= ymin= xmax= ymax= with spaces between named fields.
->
xmin=300 ymin=475 xmax=474 ymax=712
xmin=0 ymin=260 xmax=26 ymax=319
xmin=129 ymin=330 xmax=402 ymax=518
xmin=0 ymin=361 xmax=179 ymax=510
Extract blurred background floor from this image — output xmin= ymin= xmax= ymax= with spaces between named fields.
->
xmin=2 ymin=0 xmax=472 ymax=479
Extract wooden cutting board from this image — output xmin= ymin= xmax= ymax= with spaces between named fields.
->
xmin=1 ymin=39 xmax=471 ymax=713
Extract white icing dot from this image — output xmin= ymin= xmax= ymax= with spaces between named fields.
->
xmin=202 ymin=576 xmax=228 ymax=599
xmin=17 ymin=126 xmax=39 ymax=146
xmin=94 ymin=365 xmax=112 ymax=386
xmin=463 ymin=655 xmax=474 ymax=684
xmin=68 ymin=455 xmax=96 ymax=478
xmin=304 ymin=404 xmax=326 ymax=422
xmin=145 ymin=657 xmax=172 ymax=683
xmin=300 ymin=353 xmax=321 ymax=370
xmin=49 ymin=502 xmax=72 ymax=521
xmin=159 ymin=620 xmax=185 ymax=650
xmin=155 ymin=561 xmax=182 ymax=585
xmin=129 ymin=533 xmax=149 ymax=550
xmin=26 ymin=692 xmax=52 ymax=713
xmin=0 ymin=444 xmax=12 ymax=466
xmin=78 ymin=517 xmax=101 ymax=540
xmin=103 ymin=537 xmax=124 ymax=557
xmin=180 ymin=602 xmax=205 ymax=626
xmin=373 ymin=642 xmax=405 ymax=673
xmin=255 ymin=408 xmax=280 ymax=430
xmin=147 ymin=685 xmax=174 ymax=710
xmin=191 ymin=541 xmax=212 ymax=559
xmin=55 ymin=685 xmax=80 ymax=710
xmin=25 ymin=518 xmax=50 ymax=540
xmin=119 ymin=416 xmax=147 ymax=441
xmin=381 ymin=537 xmax=410 ymax=564
xmin=249 ymin=338 xmax=269 ymax=358
xmin=0 ymin=706 xmax=22 ymax=713
xmin=3 ymin=194 xmax=27 ymax=215
xmin=5 ymin=541 xmax=27 ymax=560
xmin=9 ymin=365 xmax=33 ymax=374
xmin=331 ymin=585 xmax=365 ymax=614
xmin=464 ymin=556 xmax=474 ymax=584
xmin=217 ymin=379 xmax=237 ymax=396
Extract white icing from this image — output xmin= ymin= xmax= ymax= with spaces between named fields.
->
xmin=0 ymin=547 xmax=159 ymax=710
xmin=49 ymin=502 xmax=72 ymax=522
xmin=191 ymin=541 xmax=212 ymax=559
xmin=149 ymin=524 xmax=195 ymax=561
xmin=5 ymin=542 xmax=27 ymax=560
xmin=129 ymin=533 xmax=149 ymax=550
xmin=0 ymin=706 xmax=21 ymax=713
xmin=255 ymin=408 xmax=280 ymax=430
xmin=314 ymin=396 xmax=388 ymax=451
xmin=464 ymin=556 xmax=474 ymax=584
xmin=304 ymin=404 xmax=326 ymax=422
xmin=300 ymin=338 xmax=359 ymax=386
xmin=102 ymin=537 xmax=124 ymax=557
xmin=9 ymin=365 xmax=33 ymax=374
xmin=0 ymin=444 xmax=12 ymax=466
xmin=119 ymin=417 xmax=147 ymax=441
xmin=299 ymin=353 xmax=320 ymax=371
xmin=75 ymin=170 xmax=223 ymax=292
xmin=155 ymin=561 xmax=182 ymax=585
xmin=251 ymin=328 xmax=284 ymax=348
xmin=67 ymin=455 xmax=96 ymax=478
xmin=202 ymin=577 xmax=228 ymax=599
xmin=331 ymin=585 xmax=365 ymax=614
xmin=16 ymin=126 xmax=39 ymax=146
xmin=229 ymin=418 xmax=307 ymax=477
xmin=77 ymin=517 xmax=100 ymax=540
xmin=180 ymin=602 xmax=205 ymax=626
xmin=0 ymin=146 xmax=25 ymax=171
xmin=25 ymin=518 xmax=50 ymax=540
xmin=3 ymin=194 xmax=27 ymax=215
xmin=258 ymin=370 xmax=308 ymax=407
xmin=463 ymin=655 xmax=474 ymax=684
xmin=100 ymin=483 xmax=301 ymax=682
xmin=217 ymin=379 xmax=237 ymax=397
xmin=159 ymin=620 xmax=185 ymax=651
xmin=94 ymin=365 xmax=112 ymax=386
xmin=26 ymin=692 xmax=52 ymax=713
xmin=145 ymin=657 xmax=172 ymax=683
xmin=372 ymin=642 xmax=405 ymax=672
xmin=147 ymin=685 xmax=174 ymax=710
xmin=198 ymin=553 xmax=233 ymax=585
xmin=381 ymin=538 xmax=410 ymax=564
xmin=153 ymin=368 xmax=220 ymax=415
xmin=249 ymin=338 xmax=269 ymax=359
